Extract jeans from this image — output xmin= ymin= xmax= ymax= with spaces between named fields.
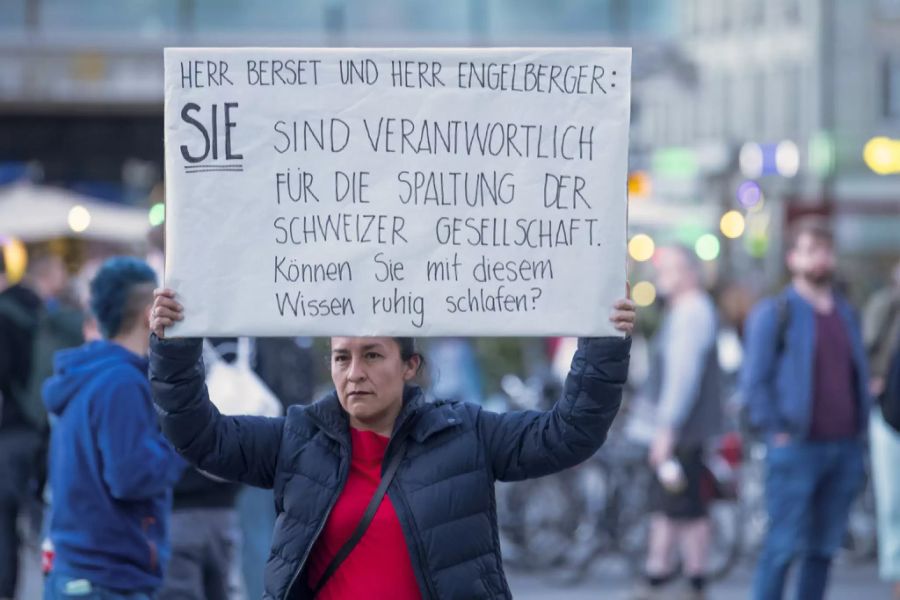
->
xmin=237 ymin=487 xmax=275 ymax=600
xmin=157 ymin=508 xmax=244 ymax=600
xmin=753 ymin=438 xmax=865 ymax=600
xmin=870 ymin=408 xmax=900 ymax=581
xmin=43 ymin=572 xmax=152 ymax=600
xmin=0 ymin=428 xmax=43 ymax=598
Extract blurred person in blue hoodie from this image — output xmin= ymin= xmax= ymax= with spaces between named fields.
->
xmin=41 ymin=257 xmax=185 ymax=600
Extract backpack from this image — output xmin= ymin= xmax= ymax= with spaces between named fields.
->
xmin=866 ymin=295 xmax=900 ymax=432
xmin=774 ymin=292 xmax=791 ymax=357
xmin=0 ymin=295 xmax=83 ymax=430
xmin=882 ymin=329 xmax=900 ymax=433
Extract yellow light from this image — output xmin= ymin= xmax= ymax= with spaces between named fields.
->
xmin=632 ymin=281 xmax=657 ymax=307
xmin=68 ymin=205 xmax=91 ymax=233
xmin=863 ymin=137 xmax=900 ymax=175
xmin=627 ymin=171 xmax=652 ymax=199
xmin=628 ymin=234 xmax=656 ymax=262
xmin=1 ymin=238 xmax=28 ymax=283
xmin=720 ymin=211 xmax=746 ymax=239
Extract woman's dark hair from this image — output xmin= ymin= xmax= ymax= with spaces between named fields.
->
xmin=394 ymin=337 xmax=425 ymax=375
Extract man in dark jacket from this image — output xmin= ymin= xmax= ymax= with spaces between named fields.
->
xmin=43 ymin=257 xmax=185 ymax=600
xmin=0 ymin=247 xmax=74 ymax=599
xmin=741 ymin=218 xmax=870 ymax=600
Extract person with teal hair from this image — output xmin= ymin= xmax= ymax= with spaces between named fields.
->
xmin=42 ymin=256 xmax=185 ymax=600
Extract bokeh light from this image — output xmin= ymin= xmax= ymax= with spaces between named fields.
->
xmin=745 ymin=233 xmax=769 ymax=258
xmin=720 ymin=211 xmax=746 ymax=239
xmin=775 ymin=140 xmax=800 ymax=177
xmin=631 ymin=281 xmax=657 ymax=307
xmin=1 ymin=238 xmax=28 ymax=283
xmin=808 ymin=131 xmax=835 ymax=176
xmin=863 ymin=136 xmax=900 ymax=175
xmin=652 ymin=147 xmax=697 ymax=179
xmin=739 ymin=142 xmax=764 ymax=179
xmin=149 ymin=203 xmax=165 ymax=227
xmin=628 ymin=234 xmax=656 ymax=262
xmin=694 ymin=234 xmax=720 ymax=261
xmin=68 ymin=205 xmax=91 ymax=233
xmin=627 ymin=171 xmax=652 ymax=199
xmin=736 ymin=180 xmax=762 ymax=208
xmin=747 ymin=194 xmax=767 ymax=214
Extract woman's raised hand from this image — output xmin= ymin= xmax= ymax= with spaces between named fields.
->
xmin=609 ymin=283 xmax=636 ymax=335
xmin=150 ymin=288 xmax=184 ymax=339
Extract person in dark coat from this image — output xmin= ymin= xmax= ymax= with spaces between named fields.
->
xmin=0 ymin=247 xmax=80 ymax=599
xmin=148 ymin=287 xmax=635 ymax=600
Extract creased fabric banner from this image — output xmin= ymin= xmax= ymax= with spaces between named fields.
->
xmin=164 ymin=47 xmax=631 ymax=337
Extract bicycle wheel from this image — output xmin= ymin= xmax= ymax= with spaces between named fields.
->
xmin=518 ymin=470 xmax=590 ymax=571
xmin=706 ymin=499 xmax=742 ymax=580
xmin=546 ymin=459 xmax=615 ymax=585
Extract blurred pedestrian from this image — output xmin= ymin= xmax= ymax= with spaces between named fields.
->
xmin=428 ymin=337 xmax=484 ymax=405
xmin=42 ymin=257 xmax=185 ymax=600
xmin=631 ymin=246 xmax=723 ymax=600
xmin=0 ymin=245 xmax=80 ymax=600
xmin=741 ymin=217 xmax=870 ymax=600
xmin=238 ymin=336 xmax=319 ymax=599
xmin=157 ymin=340 xmax=247 ymax=600
xmin=147 ymin=224 xmax=247 ymax=600
xmin=148 ymin=287 xmax=634 ymax=599
xmin=158 ymin=461 xmax=245 ymax=600
xmin=0 ymin=251 xmax=7 ymax=293
xmin=864 ymin=259 xmax=900 ymax=598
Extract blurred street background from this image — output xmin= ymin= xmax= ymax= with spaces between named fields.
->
xmin=2 ymin=1 xmax=900 ymax=599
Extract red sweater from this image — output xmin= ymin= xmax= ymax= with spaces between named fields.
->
xmin=307 ymin=428 xmax=422 ymax=599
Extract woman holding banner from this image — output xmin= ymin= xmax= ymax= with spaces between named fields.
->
xmin=148 ymin=287 xmax=634 ymax=600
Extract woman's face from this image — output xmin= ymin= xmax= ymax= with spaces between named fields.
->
xmin=330 ymin=337 xmax=420 ymax=429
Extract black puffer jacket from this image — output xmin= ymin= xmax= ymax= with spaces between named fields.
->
xmin=150 ymin=336 xmax=630 ymax=599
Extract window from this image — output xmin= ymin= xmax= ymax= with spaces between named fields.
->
xmin=754 ymin=70 xmax=767 ymax=137
xmin=721 ymin=72 xmax=734 ymax=138
xmin=38 ymin=0 xmax=180 ymax=34
xmin=191 ymin=0 xmax=323 ymax=32
xmin=784 ymin=65 xmax=802 ymax=138
xmin=0 ymin=0 xmax=27 ymax=31
xmin=778 ymin=0 xmax=801 ymax=26
xmin=885 ymin=55 xmax=900 ymax=119
xmin=703 ymin=72 xmax=721 ymax=137
xmin=749 ymin=0 xmax=765 ymax=29
xmin=683 ymin=0 xmax=697 ymax=35
xmin=877 ymin=0 xmax=900 ymax=19
xmin=694 ymin=0 xmax=709 ymax=35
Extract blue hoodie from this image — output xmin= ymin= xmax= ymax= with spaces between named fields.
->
xmin=44 ymin=340 xmax=186 ymax=593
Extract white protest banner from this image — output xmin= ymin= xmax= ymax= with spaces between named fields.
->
xmin=164 ymin=47 xmax=630 ymax=337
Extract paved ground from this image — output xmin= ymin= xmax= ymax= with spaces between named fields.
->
xmin=19 ymin=542 xmax=890 ymax=599
xmin=508 ymin=561 xmax=890 ymax=599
